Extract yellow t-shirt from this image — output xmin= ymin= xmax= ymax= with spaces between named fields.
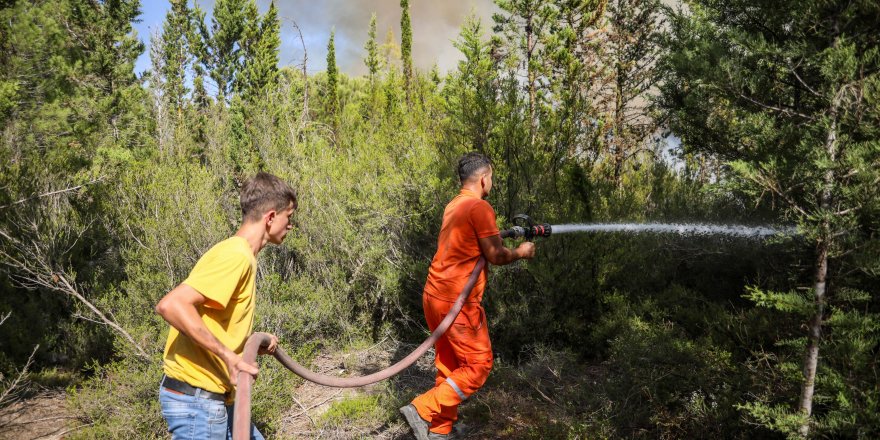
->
xmin=162 ymin=236 xmax=257 ymax=400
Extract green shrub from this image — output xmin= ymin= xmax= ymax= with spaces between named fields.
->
xmin=319 ymin=394 xmax=383 ymax=427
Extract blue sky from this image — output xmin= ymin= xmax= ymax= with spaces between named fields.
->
xmin=132 ymin=0 xmax=496 ymax=77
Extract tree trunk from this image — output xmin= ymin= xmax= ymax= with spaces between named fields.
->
xmin=799 ymin=238 xmax=828 ymax=437
xmin=526 ymin=17 xmax=536 ymax=149
xmin=798 ymin=97 xmax=840 ymax=437
xmin=612 ymin=62 xmax=625 ymax=186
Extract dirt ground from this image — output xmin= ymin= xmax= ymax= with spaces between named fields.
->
xmin=0 ymin=390 xmax=75 ymax=440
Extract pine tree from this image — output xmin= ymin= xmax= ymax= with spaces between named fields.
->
xmin=237 ymin=0 xmax=260 ymax=90
xmin=430 ymin=63 xmax=441 ymax=87
xmin=238 ymin=1 xmax=280 ymax=102
xmin=400 ymin=0 xmax=413 ymax=104
xmin=326 ymin=29 xmax=339 ymax=125
xmin=662 ymin=1 xmax=880 ymax=436
xmin=602 ymin=0 xmax=661 ymax=185
xmin=228 ymin=96 xmax=261 ymax=179
xmin=0 ymin=0 xmax=152 ymax=377
xmin=181 ymin=3 xmax=211 ymax=149
xmin=160 ymin=0 xmax=192 ymax=115
xmin=208 ymin=0 xmax=248 ymax=100
xmin=542 ymin=0 xmax=607 ymax=184
xmin=493 ymin=0 xmax=557 ymax=149
xmin=364 ymin=13 xmax=380 ymax=83
xmin=381 ymin=26 xmax=402 ymax=72
xmin=445 ymin=15 xmax=497 ymax=154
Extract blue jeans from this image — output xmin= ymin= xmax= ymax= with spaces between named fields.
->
xmin=159 ymin=387 xmax=264 ymax=440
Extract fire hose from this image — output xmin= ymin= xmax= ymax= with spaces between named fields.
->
xmin=233 ymin=215 xmax=551 ymax=439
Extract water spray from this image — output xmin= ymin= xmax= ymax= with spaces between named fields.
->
xmin=499 ymin=214 xmax=795 ymax=239
xmin=550 ymin=223 xmax=794 ymax=237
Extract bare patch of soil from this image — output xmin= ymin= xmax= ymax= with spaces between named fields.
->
xmin=0 ymin=390 xmax=75 ymax=440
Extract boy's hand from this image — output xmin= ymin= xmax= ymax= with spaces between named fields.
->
xmin=224 ymin=351 xmax=259 ymax=386
xmin=516 ymin=242 xmax=536 ymax=260
xmin=258 ymin=334 xmax=279 ymax=355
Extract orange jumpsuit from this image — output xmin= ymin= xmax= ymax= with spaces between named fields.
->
xmin=412 ymin=189 xmax=498 ymax=435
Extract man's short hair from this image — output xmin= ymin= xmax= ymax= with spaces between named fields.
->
xmin=240 ymin=172 xmax=298 ymax=222
xmin=458 ymin=152 xmax=492 ymax=184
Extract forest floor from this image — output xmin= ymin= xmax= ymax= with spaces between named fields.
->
xmin=275 ymin=337 xmax=593 ymax=439
xmin=275 ymin=338 xmax=431 ymax=439
xmin=0 ymin=390 xmax=73 ymax=440
xmin=0 ymin=340 xmax=588 ymax=439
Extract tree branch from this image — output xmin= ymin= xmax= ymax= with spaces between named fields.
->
xmin=0 ymin=227 xmax=150 ymax=362
xmin=735 ymin=91 xmax=813 ymax=120
xmin=0 ymin=178 xmax=103 ymax=210
xmin=54 ymin=273 xmax=149 ymax=360
xmin=0 ymin=345 xmax=39 ymax=408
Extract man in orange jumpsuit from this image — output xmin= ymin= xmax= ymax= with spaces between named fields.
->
xmin=400 ymin=152 xmax=535 ymax=439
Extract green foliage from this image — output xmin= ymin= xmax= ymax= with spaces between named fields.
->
xmin=364 ymin=13 xmax=380 ymax=81
xmin=67 ymin=358 xmax=165 ymax=439
xmin=737 ymin=401 xmax=808 ymax=440
xmin=400 ymin=0 xmax=413 ymax=102
xmin=662 ymin=0 xmax=880 ymax=436
xmin=579 ymin=291 xmax=743 ymax=438
xmin=0 ymin=0 xmax=152 ymax=379
xmin=600 ymin=0 xmax=664 ymax=184
xmin=0 ymin=80 xmax=18 ymax=120
xmin=325 ymin=29 xmax=339 ymax=119
xmin=227 ymin=96 xmax=262 ymax=178
xmin=238 ymin=1 xmax=279 ymax=102
xmin=1 ymin=1 xmax=878 ymax=438
xmin=319 ymin=394 xmax=383 ymax=427
xmin=443 ymin=14 xmax=497 ymax=154
xmin=205 ymin=0 xmax=248 ymax=100
xmin=744 ymin=286 xmax=813 ymax=316
xmin=160 ymin=0 xmax=192 ymax=111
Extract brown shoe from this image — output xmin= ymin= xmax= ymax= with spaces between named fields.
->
xmin=399 ymin=404 xmax=430 ymax=440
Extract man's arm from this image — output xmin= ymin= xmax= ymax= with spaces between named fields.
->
xmin=155 ymin=284 xmax=259 ymax=384
xmin=478 ymin=235 xmax=536 ymax=265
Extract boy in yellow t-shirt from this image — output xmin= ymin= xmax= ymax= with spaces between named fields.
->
xmin=155 ymin=172 xmax=297 ymax=440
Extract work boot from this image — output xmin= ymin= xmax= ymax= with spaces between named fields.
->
xmin=427 ymin=422 xmax=465 ymax=439
xmin=399 ymin=404 xmax=430 ymax=440
xmin=452 ymin=421 xmax=469 ymax=437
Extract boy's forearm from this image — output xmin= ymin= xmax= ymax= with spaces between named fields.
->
xmin=175 ymin=312 xmax=234 ymax=361
xmin=157 ymin=295 xmax=235 ymax=362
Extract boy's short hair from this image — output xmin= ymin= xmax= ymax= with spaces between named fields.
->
xmin=458 ymin=152 xmax=493 ymax=184
xmin=240 ymin=172 xmax=298 ymax=222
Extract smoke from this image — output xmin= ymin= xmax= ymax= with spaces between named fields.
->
xmin=277 ymin=0 xmax=498 ymax=75
xmin=194 ymin=0 xmax=497 ymax=76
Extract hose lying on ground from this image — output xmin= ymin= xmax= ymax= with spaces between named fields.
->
xmin=233 ymin=257 xmax=486 ymax=440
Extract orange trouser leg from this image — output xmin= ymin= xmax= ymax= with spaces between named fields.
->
xmin=412 ymin=294 xmax=493 ymax=435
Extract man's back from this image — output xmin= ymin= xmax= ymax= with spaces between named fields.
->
xmin=424 ymin=188 xmax=499 ymax=303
